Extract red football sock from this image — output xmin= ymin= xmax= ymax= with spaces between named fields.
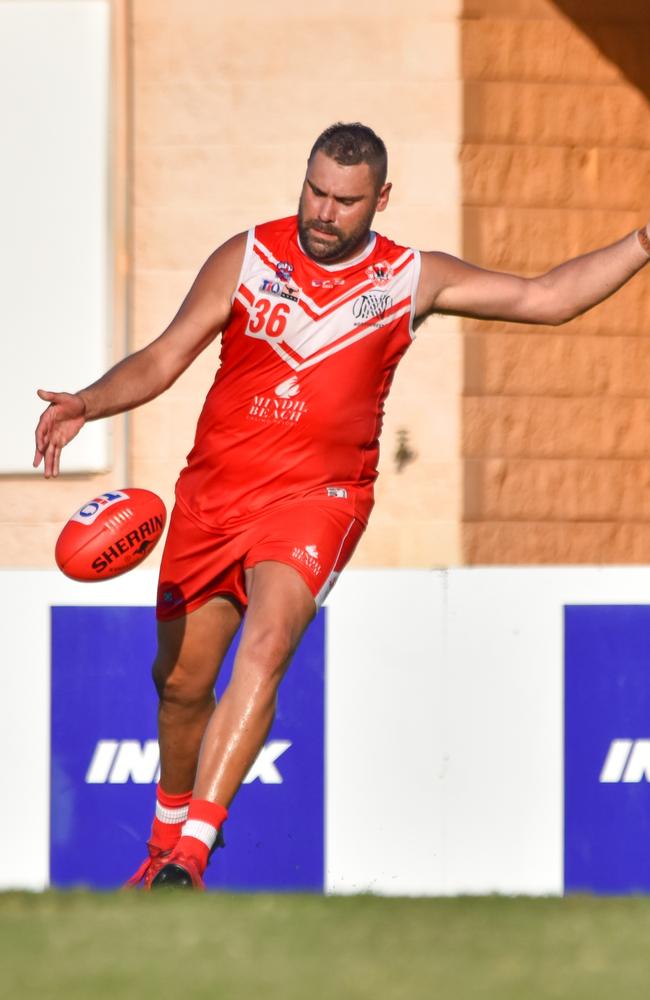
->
xmin=177 ymin=799 xmax=229 ymax=873
xmin=149 ymin=784 xmax=192 ymax=852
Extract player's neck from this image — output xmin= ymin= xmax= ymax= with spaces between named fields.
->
xmin=298 ymin=230 xmax=376 ymax=270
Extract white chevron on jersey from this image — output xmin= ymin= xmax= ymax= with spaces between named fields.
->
xmin=235 ymin=235 xmax=419 ymax=371
xmin=268 ymin=304 xmax=413 ymax=372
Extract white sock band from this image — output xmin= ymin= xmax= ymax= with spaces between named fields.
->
xmin=155 ymin=802 xmax=189 ymax=825
xmin=181 ymin=818 xmax=218 ymax=851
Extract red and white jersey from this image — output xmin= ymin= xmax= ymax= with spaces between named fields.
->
xmin=176 ymin=215 xmax=421 ymax=528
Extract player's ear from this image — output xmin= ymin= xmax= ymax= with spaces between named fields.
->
xmin=376 ymin=182 xmax=392 ymax=213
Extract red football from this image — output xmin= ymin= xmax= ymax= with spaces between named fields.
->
xmin=55 ymin=488 xmax=167 ymax=582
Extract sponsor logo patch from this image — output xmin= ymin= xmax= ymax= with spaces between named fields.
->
xmin=292 ymin=544 xmax=322 ymax=577
xmin=259 ymin=278 xmax=300 ymax=303
xmin=352 ymin=292 xmax=393 ymax=325
xmin=311 ymin=277 xmax=346 ymax=288
xmin=275 ymin=376 xmax=300 ymax=399
xmin=248 ymin=393 xmax=307 ymax=424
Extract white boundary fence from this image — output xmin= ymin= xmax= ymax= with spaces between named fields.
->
xmin=4 ymin=565 xmax=650 ymax=894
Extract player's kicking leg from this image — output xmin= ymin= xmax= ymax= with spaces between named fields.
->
xmin=151 ymin=560 xmax=316 ymax=888
xmin=125 ymin=595 xmax=242 ymax=888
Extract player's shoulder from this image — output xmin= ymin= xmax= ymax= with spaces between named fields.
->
xmin=196 ymin=231 xmax=248 ymax=283
xmin=253 ymin=215 xmax=298 ymax=244
xmin=203 ymin=219 xmax=293 ymax=272
xmin=371 ymin=230 xmax=417 ymax=263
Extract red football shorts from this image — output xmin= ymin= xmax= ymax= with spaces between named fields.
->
xmin=156 ymin=497 xmax=365 ymax=621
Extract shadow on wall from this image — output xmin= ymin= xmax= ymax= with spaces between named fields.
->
xmin=553 ymin=0 xmax=650 ymax=99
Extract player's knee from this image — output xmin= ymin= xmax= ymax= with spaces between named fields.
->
xmin=241 ymin=625 xmax=296 ymax=687
xmin=152 ymin=655 xmax=214 ymax=709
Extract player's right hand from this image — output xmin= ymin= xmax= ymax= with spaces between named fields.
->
xmin=33 ymin=389 xmax=87 ymax=478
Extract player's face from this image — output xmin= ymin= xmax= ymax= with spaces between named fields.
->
xmin=298 ymin=151 xmax=391 ymax=264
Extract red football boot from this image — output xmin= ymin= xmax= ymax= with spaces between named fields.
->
xmin=124 ymin=843 xmax=172 ymax=890
xmin=150 ymin=849 xmax=206 ymax=890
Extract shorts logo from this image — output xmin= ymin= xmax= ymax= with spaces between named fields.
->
xmin=326 ymin=486 xmax=348 ymax=499
xmin=275 ymin=376 xmax=300 ymax=399
xmin=161 ymin=585 xmax=183 ymax=608
xmin=70 ymin=491 xmax=129 ymax=526
xmin=292 ymin=544 xmax=322 ymax=576
xmin=352 ymin=292 xmax=393 ymax=325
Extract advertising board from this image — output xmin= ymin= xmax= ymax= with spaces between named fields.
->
xmin=51 ymin=605 xmax=325 ymax=890
xmin=565 ymin=605 xmax=650 ymax=893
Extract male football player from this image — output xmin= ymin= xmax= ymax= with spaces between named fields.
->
xmin=34 ymin=123 xmax=650 ymax=887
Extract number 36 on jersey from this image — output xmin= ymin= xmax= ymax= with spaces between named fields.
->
xmin=247 ymin=298 xmax=291 ymax=340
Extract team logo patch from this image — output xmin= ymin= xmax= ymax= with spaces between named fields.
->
xmin=365 ymin=261 xmax=393 ymax=286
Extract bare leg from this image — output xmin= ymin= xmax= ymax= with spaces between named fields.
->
xmin=153 ymin=596 xmax=242 ymax=794
xmin=193 ymin=561 xmax=316 ymax=806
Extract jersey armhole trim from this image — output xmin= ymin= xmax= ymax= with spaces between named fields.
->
xmin=408 ymin=249 xmax=422 ymax=341
xmin=230 ymin=226 xmax=256 ymax=306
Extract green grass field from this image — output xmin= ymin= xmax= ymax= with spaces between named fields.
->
xmin=1 ymin=892 xmax=648 ymax=999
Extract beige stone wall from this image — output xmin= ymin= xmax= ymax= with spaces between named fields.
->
xmin=1 ymin=0 xmax=463 ymax=570
xmin=130 ymin=0 xmax=464 ymax=568
xmin=461 ymin=0 xmax=650 ymax=563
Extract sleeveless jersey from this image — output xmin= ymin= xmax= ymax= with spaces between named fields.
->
xmin=175 ymin=215 xmax=421 ymax=528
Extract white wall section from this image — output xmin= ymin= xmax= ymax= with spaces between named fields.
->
xmin=0 ymin=0 xmax=111 ymax=473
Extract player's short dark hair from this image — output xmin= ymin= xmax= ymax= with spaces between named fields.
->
xmin=309 ymin=123 xmax=388 ymax=188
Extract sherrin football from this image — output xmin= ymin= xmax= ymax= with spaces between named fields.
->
xmin=55 ymin=489 xmax=166 ymax=582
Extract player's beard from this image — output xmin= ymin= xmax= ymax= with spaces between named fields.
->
xmin=298 ymin=199 xmax=375 ymax=264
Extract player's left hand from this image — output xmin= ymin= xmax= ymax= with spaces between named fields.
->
xmin=33 ymin=388 xmax=87 ymax=478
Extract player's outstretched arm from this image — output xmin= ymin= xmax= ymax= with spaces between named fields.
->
xmin=33 ymin=232 xmax=246 ymax=478
xmin=415 ymin=224 xmax=650 ymax=326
